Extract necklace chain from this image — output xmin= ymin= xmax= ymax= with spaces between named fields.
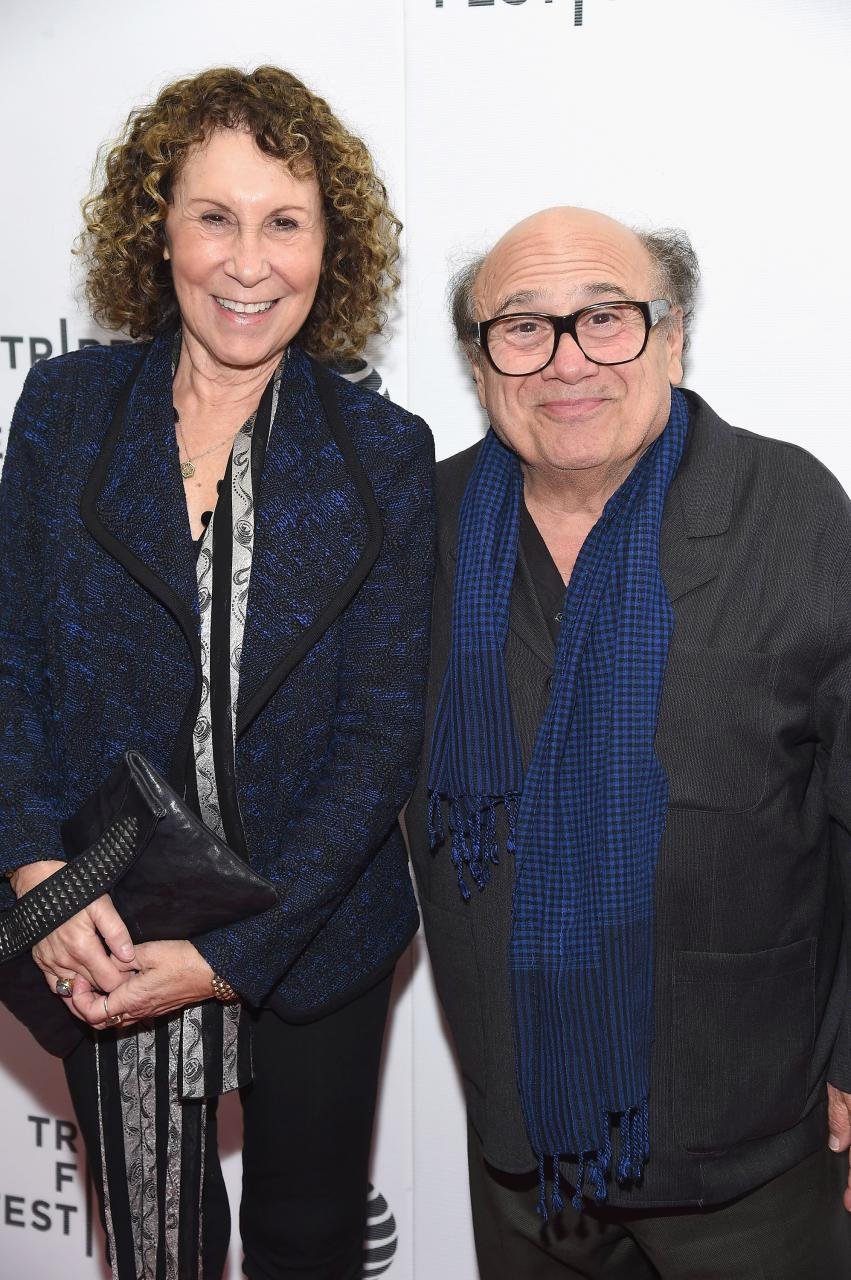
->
xmin=174 ymin=408 xmax=242 ymax=479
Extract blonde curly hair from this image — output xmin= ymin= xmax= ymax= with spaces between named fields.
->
xmin=78 ymin=65 xmax=402 ymax=359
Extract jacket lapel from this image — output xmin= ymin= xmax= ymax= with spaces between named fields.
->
xmin=79 ymin=325 xmax=199 ymax=645
xmin=79 ymin=329 xmax=202 ymax=786
xmin=661 ymin=389 xmax=735 ymax=603
xmin=235 ymin=351 xmax=382 ymax=737
xmin=80 ymin=328 xmax=200 ymax=644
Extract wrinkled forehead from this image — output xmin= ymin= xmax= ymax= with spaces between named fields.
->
xmin=474 ymin=219 xmax=658 ymax=319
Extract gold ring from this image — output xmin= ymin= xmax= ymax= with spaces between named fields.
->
xmin=55 ymin=976 xmax=75 ymax=997
xmin=103 ymin=994 xmax=123 ymax=1028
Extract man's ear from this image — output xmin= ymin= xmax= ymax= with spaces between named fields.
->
xmin=666 ymin=308 xmax=685 ymax=386
xmin=470 ymin=351 xmax=488 ymax=410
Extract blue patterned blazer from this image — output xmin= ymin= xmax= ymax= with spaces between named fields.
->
xmin=0 ymin=328 xmax=435 ymax=1051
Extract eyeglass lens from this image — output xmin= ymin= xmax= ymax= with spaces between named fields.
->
xmin=486 ymin=303 xmax=649 ymax=374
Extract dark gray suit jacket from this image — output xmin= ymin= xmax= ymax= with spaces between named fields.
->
xmin=407 ymin=389 xmax=851 ymax=1208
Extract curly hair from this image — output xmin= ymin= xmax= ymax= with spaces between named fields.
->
xmin=78 ymin=66 xmax=402 ymax=359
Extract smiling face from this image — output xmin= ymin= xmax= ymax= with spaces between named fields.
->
xmin=471 ymin=207 xmax=684 ymax=491
xmin=163 ymin=128 xmax=326 ymax=376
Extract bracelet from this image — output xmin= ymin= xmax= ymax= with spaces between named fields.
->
xmin=211 ymin=973 xmax=239 ymax=1004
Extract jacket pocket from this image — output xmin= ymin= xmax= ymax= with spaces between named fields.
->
xmin=672 ymin=939 xmax=815 ymax=1153
xmin=656 ymin=648 xmax=779 ymax=812
xmin=420 ymin=896 xmax=487 ymax=1098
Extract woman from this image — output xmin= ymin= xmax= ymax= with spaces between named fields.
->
xmin=0 ymin=66 xmax=433 ymax=1280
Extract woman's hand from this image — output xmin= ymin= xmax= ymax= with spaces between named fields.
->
xmin=71 ymin=940 xmax=218 ymax=1030
xmin=11 ymin=860 xmax=137 ymax=1002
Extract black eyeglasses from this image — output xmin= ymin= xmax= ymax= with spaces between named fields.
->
xmin=476 ymin=299 xmax=672 ymax=376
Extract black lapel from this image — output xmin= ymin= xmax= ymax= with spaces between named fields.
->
xmin=234 ymin=352 xmax=383 ymax=738
xmin=79 ymin=329 xmax=202 ymax=785
xmin=661 ymin=389 xmax=735 ymax=603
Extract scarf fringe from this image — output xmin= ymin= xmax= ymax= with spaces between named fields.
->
xmin=427 ymin=790 xmax=519 ymax=900
xmin=427 ymin=789 xmax=445 ymax=849
xmin=536 ymin=1100 xmax=650 ymax=1219
xmin=536 ymin=1153 xmax=549 ymax=1222
xmin=551 ymin=1154 xmax=564 ymax=1214
xmin=616 ymin=1098 xmax=650 ymax=1183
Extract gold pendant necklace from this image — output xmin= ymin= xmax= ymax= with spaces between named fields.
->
xmin=175 ymin=408 xmax=240 ymax=480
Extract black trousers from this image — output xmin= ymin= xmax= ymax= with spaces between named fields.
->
xmin=468 ymin=1120 xmax=851 ymax=1279
xmin=65 ymin=971 xmax=393 ymax=1280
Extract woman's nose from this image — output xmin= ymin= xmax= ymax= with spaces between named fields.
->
xmin=225 ymin=228 xmax=271 ymax=285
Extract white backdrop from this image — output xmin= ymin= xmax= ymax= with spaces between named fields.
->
xmin=1 ymin=1 xmax=849 ymax=1276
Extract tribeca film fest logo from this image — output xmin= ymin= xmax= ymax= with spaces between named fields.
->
xmin=0 ymin=318 xmax=129 ymax=372
xmin=0 ymin=1113 xmax=95 ymax=1257
xmin=436 ymin=0 xmax=586 ymax=19
xmin=0 ymin=319 xmax=128 ymax=462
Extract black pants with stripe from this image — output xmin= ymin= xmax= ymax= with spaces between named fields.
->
xmin=65 ymin=971 xmax=393 ymax=1280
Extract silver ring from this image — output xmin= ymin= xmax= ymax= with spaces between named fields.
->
xmin=55 ymin=976 xmax=74 ymax=998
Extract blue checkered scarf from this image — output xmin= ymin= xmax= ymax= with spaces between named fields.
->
xmin=428 ymin=390 xmax=688 ymax=1215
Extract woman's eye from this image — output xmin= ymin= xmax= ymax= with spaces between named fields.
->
xmin=270 ymin=217 xmax=298 ymax=231
xmin=200 ymin=212 xmax=230 ymax=227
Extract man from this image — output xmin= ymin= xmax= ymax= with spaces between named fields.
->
xmin=407 ymin=207 xmax=851 ymax=1277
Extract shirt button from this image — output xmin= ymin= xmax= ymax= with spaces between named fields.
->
xmin=546 ymin=675 xmax=554 ymax=691
xmin=555 ymin=612 xmax=563 ymax=624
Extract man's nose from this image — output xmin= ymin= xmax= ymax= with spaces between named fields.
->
xmin=542 ymin=330 xmax=598 ymax=381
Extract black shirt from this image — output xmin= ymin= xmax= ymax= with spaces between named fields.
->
xmin=518 ymin=500 xmax=566 ymax=644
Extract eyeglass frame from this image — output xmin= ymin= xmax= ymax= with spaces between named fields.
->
xmin=475 ymin=298 xmax=673 ymax=376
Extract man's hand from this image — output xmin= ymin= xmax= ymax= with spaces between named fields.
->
xmin=71 ymin=940 xmax=218 ymax=1030
xmin=12 ymin=860 xmax=136 ymax=1005
xmin=827 ymin=1083 xmax=851 ymax=1210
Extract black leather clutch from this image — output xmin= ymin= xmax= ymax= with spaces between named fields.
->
xmin=0 ymin=751 xmax=279 ymax=967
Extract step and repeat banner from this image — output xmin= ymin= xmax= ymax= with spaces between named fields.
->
xmin=1 ymin=2 xmax=849 ymax=1277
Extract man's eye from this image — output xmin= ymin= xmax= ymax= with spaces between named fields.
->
xmin=504 ymin=319 xmax=547 ymax=338
xmin=586 ymin=309 xmax=620 ymax=327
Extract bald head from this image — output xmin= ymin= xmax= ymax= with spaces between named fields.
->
xmin=476 ymin=207 xmax=657 ymax=319
xmin=450 ymin=207 xmax=699 ymax=359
